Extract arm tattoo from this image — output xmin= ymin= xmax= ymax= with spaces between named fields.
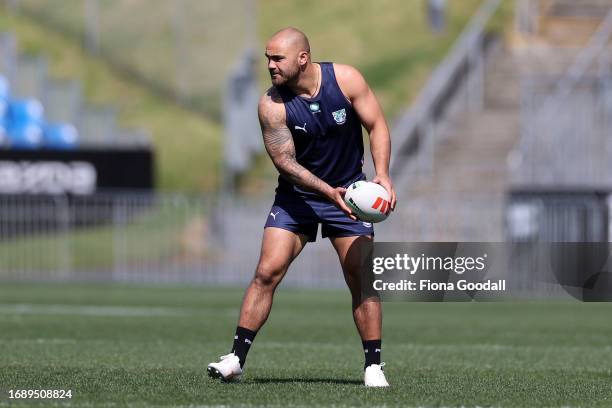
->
xmin=260 ymin=104 xmax=330 ymax=197
xmin=264 ymin=126 xmax=292 ymax=150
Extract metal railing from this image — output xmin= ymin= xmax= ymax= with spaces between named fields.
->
xmin=389 ymin=0 xmax=501 ymax=189
xmin=0 ymin=192 xmax=504 ymax=287
xmin=1 ymin=189 xmax=608 ymax=299
xmin=0 ymin=193 xmax=611 ymax=302
xmin=506 ymin=189 xmax=612 ymax=299
xmin=515 ymin=0 xmax=540 ymax=35
xmin=513 ymin=9 xmax=612 ymax=187
xmin=0 ymin=193 xmax=213 ymax=282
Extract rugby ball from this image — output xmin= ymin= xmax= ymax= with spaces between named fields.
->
xmin=344 ymin=181 xmax=391 ymax=223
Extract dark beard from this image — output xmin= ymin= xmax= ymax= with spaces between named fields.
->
xmin=272 ymin=65 xmax=301 ymax=87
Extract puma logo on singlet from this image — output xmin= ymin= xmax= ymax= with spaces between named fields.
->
xmin=294 ymin=123 xmax=307 ymax=133
xmin=270 ymin=211 xmax=280 ymax=220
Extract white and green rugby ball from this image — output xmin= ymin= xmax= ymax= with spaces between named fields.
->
xmin=344 ymin=181 xmax=391 ymax=223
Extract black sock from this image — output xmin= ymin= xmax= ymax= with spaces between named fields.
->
xmin=231 ymin=326 xmax=257 ymax=368
xmin=363 ymin=339 xmax=381 ymax=369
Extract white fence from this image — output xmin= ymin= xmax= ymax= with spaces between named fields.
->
xmin=0 ymin=192 xmax=504 ymax=287
xmin=0 ymin=190 xmax=609 ymax=301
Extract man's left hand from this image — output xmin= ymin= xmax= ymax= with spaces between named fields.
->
xmin=372 ymin=174 xmax=396 ymax=212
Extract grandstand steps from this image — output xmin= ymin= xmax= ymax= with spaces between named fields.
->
xmin=483 ymin=53 xmax=521 ymax=109
xmin=544 ymin=0 xmax=612 ymax=18
xmin=483 ymin=46 xmax=603 ymax=107
xmin=392 ymin=47 xmax=521 ymax=240
xmin=396 ymin=20 xmax=605 ymax=239
xmin=392 ymin=3 xmax=612 ymax=241
xmin=513 ymin=0 xmax=611 ymax=47
xmin=538 ymin=18 xmax=601 ymax=46
xmin=512 ymin=47 xmax=584 ymax=76
xmin=408 ymin=107 xmax=519 ymax=195
xmin=539 ymin=0 xmax=610 ymax=46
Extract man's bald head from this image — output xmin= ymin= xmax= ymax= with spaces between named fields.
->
xmin=265 ymin=27 xmax=312 ymax=86
xmin=268 ymin=27 xmax=310 ymax=54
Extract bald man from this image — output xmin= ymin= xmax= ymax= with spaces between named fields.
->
xmin=208 ymin=27 xmax=396 ymax=387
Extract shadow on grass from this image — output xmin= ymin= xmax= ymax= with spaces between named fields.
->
xmin=252 ymin=378 xmax=362 ymax=385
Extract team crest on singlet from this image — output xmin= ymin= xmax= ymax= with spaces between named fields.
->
xmin=309 ymin=102 xmax=321 ymax=113
xmin=332 ymin=108 xmax=346 ymax=125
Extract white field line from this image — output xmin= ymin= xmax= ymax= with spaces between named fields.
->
xmin=0 ymin=338 xmax=77 ymax=344
xmin=257 ymin=341 xmax=612 ymax=353
xmin=0 ymin=403 xmax=587 ymax=408
xmin=0 ymin=304 xmax=191 ymax=317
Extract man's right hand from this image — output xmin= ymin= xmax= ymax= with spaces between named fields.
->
xmin=328 ymin=187 xmax=357 ymax=221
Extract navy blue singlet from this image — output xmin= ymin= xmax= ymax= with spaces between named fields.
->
xmin=276 ymin=62 xmax=365 ymax=199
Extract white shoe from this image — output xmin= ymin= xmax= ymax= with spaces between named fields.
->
xmin=207 ymin=353 xmax=243 ymax=382
xmin=364 ymin=362 xmax=389 ymax=387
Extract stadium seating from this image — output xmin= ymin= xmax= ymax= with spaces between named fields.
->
xmin=0 ymin=73 xmax=78 ymax=150
xmin=0 ymin=31 xmax=150 ymax=150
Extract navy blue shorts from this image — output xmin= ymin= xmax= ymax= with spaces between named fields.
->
xmin=264 ymin=193 xmax=374 ymax=242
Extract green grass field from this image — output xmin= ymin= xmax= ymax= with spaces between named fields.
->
xmin=1 ymin=283 xmax=611 ymax=407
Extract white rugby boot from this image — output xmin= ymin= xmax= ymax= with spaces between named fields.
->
xmin=207 ymin=353 xmax=243 ymax=382
xmin=364 ymin=362 xmax=389 ymax=387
